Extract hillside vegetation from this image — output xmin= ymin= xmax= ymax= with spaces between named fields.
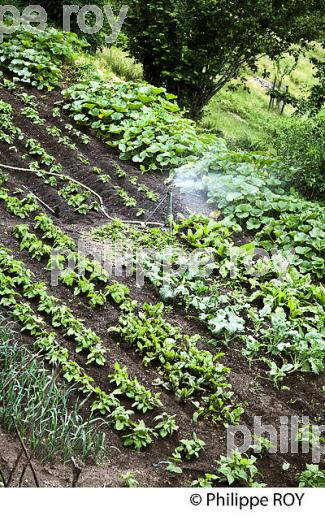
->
xmin=0 ymin=15 xmax=324 ymax=491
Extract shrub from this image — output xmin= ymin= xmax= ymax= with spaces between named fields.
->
xmin=272 ymin=109 xmax=325 ymax=200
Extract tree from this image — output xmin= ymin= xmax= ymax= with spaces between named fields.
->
xmin=122 ymin=0 xmax=325 ymax=119
xmin=305 ymin=51 xmax=325 ymax=114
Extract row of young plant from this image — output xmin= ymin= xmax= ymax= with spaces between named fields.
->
xmin=13 ymin=220 xmax=132 ymax=310
xmin=92 ymin=215 xmax=325 ymax=384
xmin=0 ymin=319 xmax=107 ymax=466
xmin=20 ymin=88 xmax=160 ymax=208
xmin=0 ymin=245 xmax=180 ymax=451
xmin=4 ymin=202 xmax=242 ymax=425
xmin=0 ymin=97 xmax=99 ymax=215
xmin=1 ymin=83 xmax=157 ymax=217
xmin=191 ymin=451 xmax=325 ymax=488
xmin=0 ymin=245 xmax=106 ymax=365
xmin=23 ymin=137 xmax=100 ymax=214
xmin=0 ymin=74 xmax=92 ymax=149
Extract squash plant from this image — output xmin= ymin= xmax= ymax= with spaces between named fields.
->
xmin=63 ymin=80 xmax=218 ymax=171
xmin=0 ymin=28 xmax=86 ymax=90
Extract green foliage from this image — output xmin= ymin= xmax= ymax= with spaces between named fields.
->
xmin=121 ymin=472 xmax=139 ymax=487
xmin=109 ymin=361 xmax=162 ymax=413
xmin=28 ymin=0 xmax=109 ymax=50
xmin=63 ymin=80 xmax=217 ymax=171
xmin=301 ymin=54 xmax=325 ymax=114
xmin=0 ymin=245 xmax=155 ymax=453
xmin=191 ymin=474 xmax=218 ymax=488
xmin=122 ymin=0 xmax=323 ymax=118
xmin=272 ymin=108 xmax=325 ymax=199
xmin=154 ymin=413 xmax=178 ymax=438
xmin=0 ymin=320 xmax=107 ymax=464
xmin=176 ymin=149 xmax=325 ymax=279
xmin=100 ymin=46 xmax=143 ymax=81
xmin=297 ymin=464 xmax=325 ymax=487
xmin=123 ymin=420 xmax=155 ymax=451
xmin=216 ymin=451 xmax=264 ymax=487
xmin=0 ymin=190 xmax=39 ymax=218
xmin=250 ymin=435 xmax=274 ymax=457
xmin=0 ymin=99 xmax=23 ymax=143
xmin=109 ymin=302 xmax=243 ymax=425
xmin=0 ymin=27 xmax=85 ymax=90
xmin=0 ymin=244 xmax=107 ymax=366
xmin=247 ymin=269 xmax=325 ymax=380
xmin=172 ymin=433 xmax=205 ymax=461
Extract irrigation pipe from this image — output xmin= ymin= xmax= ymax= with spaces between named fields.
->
xmin=0 ymin=163 xmax=166 ymax=228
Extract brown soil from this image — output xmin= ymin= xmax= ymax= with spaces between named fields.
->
xmin=0 ymin=78 xmax=324 ymax=488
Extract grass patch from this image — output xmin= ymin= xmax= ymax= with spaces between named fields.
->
xmin=202 ymin=44 xmax=325 ymax=147
xmin=98 ymin=47 xmax=143 ymax=82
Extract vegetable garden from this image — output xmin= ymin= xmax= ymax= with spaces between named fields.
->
xmin=0 ymin=26 xmax=324 ymax=489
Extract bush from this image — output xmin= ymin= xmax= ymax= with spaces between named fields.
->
xmin=272 ymin=109 xmax=325 ymax=200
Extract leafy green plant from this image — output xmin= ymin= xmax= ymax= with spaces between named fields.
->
xmin=296 ymin=425 xmax=321 ymax=448
xmin=63 ymin=80 xmax=217 ymax=171
xmin=0 ymin=100 xmax=23 ymax=144
xmin=172 ymin=433 xmax=205 ymax=461
xmin=272 ymin=108 xmax=325 ymax=199
xmin=0 ymin=28 xmax=85 ymax=90
xmin=191 ymin=474 xmax=218 ymax=487
xmin=216 ymin=451 xmax=263 ymax=487
xmin=0 ymin=190 xmax=39 ymax=218
xmin=297 ymin=465 xmax=325 ymax=487
xmin=154 ymin=413 xmax=178 ymax=438
xmin=108 ymin=362 xmax=162 ymax=413
xmin=115 ymin=187 xmax=137 ymax=208
xmin=123 ymin=420 xmax=155 ymax=451
xmin=250 ymin=435 xmax=274 ymax=457
xmin=121 ymin=472 xmax=139 ymax=488
xmin=109 ymin=406 xmax=134 ymax=431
